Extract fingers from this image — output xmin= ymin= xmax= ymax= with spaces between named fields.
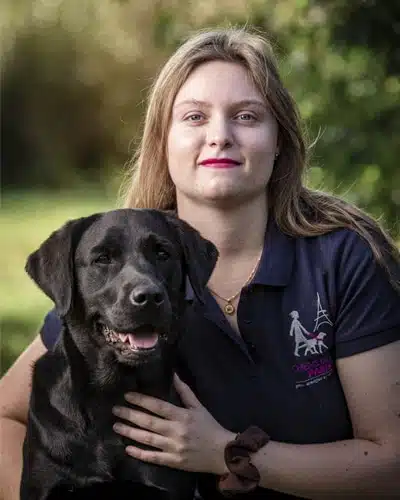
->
xmin=173 ymin=374 xmax=201 ymax=409
xmin=123 ymin=392 xmax=182 ymax=419
xmin=112 ymin=405 xmax=171 ymax=435
xmin=113 ymin=421 xmax=170 ymax=450
xmin=112 ymin=416 xmax=189 ymax=469
xmin=125 ymin=446 xmax=185 ymax=469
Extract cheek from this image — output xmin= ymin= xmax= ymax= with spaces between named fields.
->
xmin=161 ymin=262 xmax=183 ymax=290
xmin=167 ymin=124 xmax=201 ymax=166
xmin=158 ymin=263 xmax=184 ymax=303
xmin=245 ymin=129 xmax=276 ymax=164
xmin=77 ymin=268 xmax=114 ymax=306
xmin=247 ymin=128 xmax=277 ymax=153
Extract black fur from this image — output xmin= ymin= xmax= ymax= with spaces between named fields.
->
xmin=21 ymin=209 xmax=218 ymax=500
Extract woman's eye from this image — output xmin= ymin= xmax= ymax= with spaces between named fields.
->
xmin=236 ymin=113 xmax=256 ymax=121
xmin=93 ymin=254 xmax=112 ymax=265
xmin=185 ymin=113 xmax=203 ymax=122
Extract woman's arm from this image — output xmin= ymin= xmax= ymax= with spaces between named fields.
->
xmin=113 ymin=340 xmax=400 ymax=498
xmin=0 ymin=335 xmax=46 ymax=500
xmin=252 ymin=340 xmax=400 ymax=498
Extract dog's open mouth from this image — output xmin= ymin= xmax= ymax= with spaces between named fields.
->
xmin=102 ymin=324 xmax=159 ymax=352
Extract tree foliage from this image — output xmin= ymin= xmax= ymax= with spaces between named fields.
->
xmin=1 ymin=0 xmax=399 ymax=235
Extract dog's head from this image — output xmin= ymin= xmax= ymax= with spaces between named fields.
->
xmin=26 ymin=209 xmax=218 ymax=366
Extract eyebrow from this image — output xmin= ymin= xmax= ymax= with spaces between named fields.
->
xmin=173 ymin=99 xmax=267 ymax=109
xmin=91 ymin=228 xmax=125 ymax=252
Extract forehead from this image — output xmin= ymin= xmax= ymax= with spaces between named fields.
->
xmin=173 ymin=60 xmax=264 ymax=106
xmin=76 ymin=210 xmax=174 ymax=252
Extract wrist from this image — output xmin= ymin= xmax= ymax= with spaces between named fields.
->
xmin=218 ymin=426 xmax=270 ymax=496
xmin=215 ymin=430 xmax=237 ymax=476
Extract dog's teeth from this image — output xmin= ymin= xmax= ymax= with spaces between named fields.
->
xmin=103 ymin=325 xmax=118 ymax=344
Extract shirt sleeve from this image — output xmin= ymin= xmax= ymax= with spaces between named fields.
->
xmin=40 ymin=309 xmax=62 ymax=350
xmin=333 ymin=231 xmax=400 ymax=358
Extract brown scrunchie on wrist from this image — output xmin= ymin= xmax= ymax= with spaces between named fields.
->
xmin=218 ymin=426 xmax=270 ymax=497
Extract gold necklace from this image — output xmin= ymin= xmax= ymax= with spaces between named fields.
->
xmin=208 ymin=252 xmax=262 ymax=315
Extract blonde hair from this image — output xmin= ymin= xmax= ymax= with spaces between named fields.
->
xmin=122 ymin=27 xmax=399 ymax=288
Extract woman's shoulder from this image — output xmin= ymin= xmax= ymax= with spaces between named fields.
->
xmin=294 ymin=226 xmax=381 ymax=271
xmin=40 ymin=310 xmax=62 ymax=351
xmin=263 ymin=221 xmax=389 ymax=287
xmin=300 ymin=226 xmax=373 ymax=252
xmin=289 ymin=224 xmax=399 ymax=295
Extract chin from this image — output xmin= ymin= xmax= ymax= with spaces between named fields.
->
xmin=201 ymin=187 xmax=262 ymax=207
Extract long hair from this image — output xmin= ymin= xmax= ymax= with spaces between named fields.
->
xmin=121 ymin=27 xmax=399 ymax=289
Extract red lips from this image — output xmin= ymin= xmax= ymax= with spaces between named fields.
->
xmin=199 ymin=158 xmax=241 ymax=168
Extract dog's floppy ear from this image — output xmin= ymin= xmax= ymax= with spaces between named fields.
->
xmin=164 ymin=213 xmax=219 ymax=303
xmin=25 ymin=213 xmax=102 ymax=316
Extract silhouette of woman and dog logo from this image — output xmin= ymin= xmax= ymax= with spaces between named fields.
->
xmin=289 ymin=294 xmax=332 ymax=358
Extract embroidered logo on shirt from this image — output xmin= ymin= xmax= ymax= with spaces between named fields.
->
xmin=290 ymin=294 xmax=334 ymax=389
xmin=293 ymin=357 xmax=334 ymax=389
xmin=289 ymin=294 xmax=332 ymax=357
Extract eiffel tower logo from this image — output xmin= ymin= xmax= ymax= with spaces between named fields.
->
xmin=314 ymin=293 xmax=333 ymax=332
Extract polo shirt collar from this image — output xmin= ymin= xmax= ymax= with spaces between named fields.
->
xmin=185 ymin=277 xmax=197 ymax=302
xmin=185 ymin=216 xmax=295 ymax=301
xmin=252 ymin=218 xmax=295 ymax=287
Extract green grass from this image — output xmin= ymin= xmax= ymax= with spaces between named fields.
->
xmin=2 ymin=189 xmax=398 ymax=376
xmin=1 ymin=189 xmax=117 ymax=375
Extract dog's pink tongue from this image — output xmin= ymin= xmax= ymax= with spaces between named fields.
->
xmin=126 ymin=332 xmax=158 ymax=349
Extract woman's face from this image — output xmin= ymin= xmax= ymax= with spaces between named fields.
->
xmin=167 ymin=60 xmax=279 ymax=207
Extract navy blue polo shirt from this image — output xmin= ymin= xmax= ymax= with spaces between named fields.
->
xmin=40 ymin=220 xmax=400 ymax=499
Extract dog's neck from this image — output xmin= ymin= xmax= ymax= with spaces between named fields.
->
xmin=88 ymin=352 xmax=177 ymax=400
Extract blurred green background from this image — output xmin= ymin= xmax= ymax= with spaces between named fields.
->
xmin=1 ymin=0 xmax=399 ymax=375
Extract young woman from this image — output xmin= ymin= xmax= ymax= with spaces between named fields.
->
xmin=1 ymin=28 xmax=399 ymax=499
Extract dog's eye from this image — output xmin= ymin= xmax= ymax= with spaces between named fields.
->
xmin=155 ymin=245 xmax=170 ymax=261
xmin=93 ymin=254 xmax=112 ymax=265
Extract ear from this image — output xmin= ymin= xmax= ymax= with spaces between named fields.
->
xmin=164 ymin=213 xmax=219 ymax=303
xmin=25 ymin=213 xmax=102 ymax=316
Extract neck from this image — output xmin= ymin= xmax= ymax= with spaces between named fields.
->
xmin=177 ymin=195 xmax=268 ymax=298
xmin=177 ymin=194 xmax=268 ymax=259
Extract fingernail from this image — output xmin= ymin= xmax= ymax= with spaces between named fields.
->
xmin=113 ymin=423 xmax=123 ymax=432
xmin=112 ymin=406 xmax=122 ymax=416
xmin=125 ymin=392 xmax=136 ymax=401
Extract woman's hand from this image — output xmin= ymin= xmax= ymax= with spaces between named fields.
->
xmin=112 ymin=374 xmax=235 ymax=475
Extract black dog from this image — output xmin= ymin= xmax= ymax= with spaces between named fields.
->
xmin=20 ymin=209 xmax=218 ymax=500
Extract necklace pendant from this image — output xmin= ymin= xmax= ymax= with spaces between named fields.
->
xmin=224 ymin=302 xmax=235 ymax=315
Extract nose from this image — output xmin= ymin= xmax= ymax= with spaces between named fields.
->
xmin=207 ymin=115 xmax=233 ymax=148
xmin=130 ymin=285 xmax=164 ymax=308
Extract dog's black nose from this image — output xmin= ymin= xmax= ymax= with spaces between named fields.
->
xmin=130 ymin=286 xmax=164 ymax=307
